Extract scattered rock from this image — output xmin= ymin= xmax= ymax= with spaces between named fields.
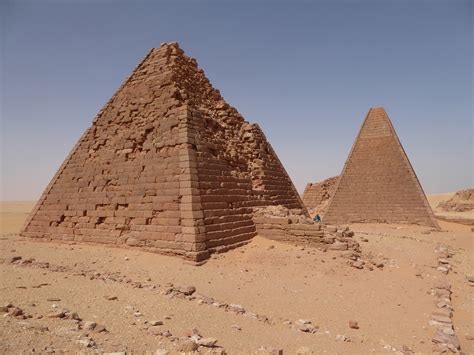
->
xmin=328 ymin=242 xmax=348 ymax=251
xmin=8 ymin=307 xmax=24 ymax=318
xmin=335 ymin=334 xmax=350 ymax=342
xmin=47 ymin=310 xmax=66 ymax=318
xmin=348 ymin=320 xmax=359 ymax=329
xmin=294 ymin=319 xmax=318 ymax=333
xmin=176 ymin=285 xmax=196 ymax=296
xmin=77 ymin=337 xmax=96 ymax=348
xmin=94 ymin=324 xmax=107 ymax=333
xmin=46 ymin=298 xmax=61 ymax=302
xmin=351 ymin=260 xmax=365 ymax=269
xmin=83 ymin=321 xmax=97 ymax=330
xmin=150 ymin=320 xmax=163 ymax=326
xmin=7 ymin=256 xmax=22 ymax=263
xmin=432 ymin=331 xmax=460 ymax=350
xmin=197 ymin=337 xmax=218 ymax=347
xmin=176 ymin=339 xmax=198 ymax=352
xmin=231 ymin=324 xmax=241 ymax=331
xmin=105 ymin=295 xmax=118 ymax=301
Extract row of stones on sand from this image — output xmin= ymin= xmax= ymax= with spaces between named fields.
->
xmin=430 ymin=244 xmax=460 ymax=354
xmin=2 ymin=251 xmax=375 ymax=354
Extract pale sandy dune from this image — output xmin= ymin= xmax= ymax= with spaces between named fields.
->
xmin=0 ymin=201 xmax=35 ymax=235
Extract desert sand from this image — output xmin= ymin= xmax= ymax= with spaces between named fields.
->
xmin=0 ymin=198 xmax=473 ymax=354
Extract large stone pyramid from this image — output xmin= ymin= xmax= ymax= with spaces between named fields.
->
xmin=323 ymin=107 xmax=439 ymax=228
xmin=21 ymin=42 xmax=309 ymax=262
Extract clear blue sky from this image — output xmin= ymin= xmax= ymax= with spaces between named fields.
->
xmin=1 ymin=0 xmax=472 ymax=201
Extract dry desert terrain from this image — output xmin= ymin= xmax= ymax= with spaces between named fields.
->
xmin=0 ymin=197 xmax=473 ymax=354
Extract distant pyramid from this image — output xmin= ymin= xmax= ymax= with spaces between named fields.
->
xmin=21 ymin=42 xmax=308 ymax=262
xmin=324 ymin=107 xmax=439 ymax=228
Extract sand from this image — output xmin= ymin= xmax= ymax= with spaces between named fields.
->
xmin=0 ymin=198 xmax=473 ymax=353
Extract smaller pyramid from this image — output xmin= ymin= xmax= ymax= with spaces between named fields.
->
xmin=324 ymin=107 xmax=439 ymax=228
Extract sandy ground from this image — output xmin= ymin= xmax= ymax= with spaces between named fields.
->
xmin=0 ymin=200 xmax=473 ymax=354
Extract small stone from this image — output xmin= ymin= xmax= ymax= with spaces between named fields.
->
xmin=133 ymin=311 xmax=143 ymax=317
xmin=197 ymin=337 xmax=218 ymax=347
xmin=94 ymin=324 xmax=107 ymax=332
xmin=349 ymin=320 xmax=359 ymax=329
xmin=46 ymin=298 xmax=61 ymax=302
xmin=431 ymin=314 xmax=452 ymax=324
xmin=70 ymin=312 xmax=81 ymax=321
xmin=466 ymin=275 xmax=474 ymax=283
xmin=176 ymin=285 xmax=196 ymax=296
xmin=465 ymin=334 xmax=474 ymax=340
xmin=432 ymin=331 xmax=460 ymax=349
xmin=8 ymin=307 xmax=24 ymax=317
xmin=329 ymin=242 xmax=348 ymax=251
xmin=437 ymin=266 xmax=449 ymax=274
xmin=434 ymin=281 xmax=451 ymax=291
xmin=8 ymin=256 xmax=22 ymax=263
xmin=335 ymin=334 xmax=350 ymax=342
xmin=48 ymin=310 xmax=66 ymax=318
xmin=351 ymin=261 xmax=365 ymax=269
xmin=231 ymin=324 xmax=241 ymax=331
xmin=150 ymin=320 xmax=163 ymax=326
xmin=176 ymin=339 xmax=198 ymax=352
xmin=105 ymin=295 xmax=118 ymax=301
xmin=77 ymin=337 xmax=96 ymax=348
xmin=83 ymin=321 xmax=97 ymax=330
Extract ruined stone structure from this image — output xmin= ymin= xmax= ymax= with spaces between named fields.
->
xmin=438 ymin=189 xmax=474 ymax=212
xmin=302 ymin=176 xmax=339 ymax=216
xmin=324 ymin=107 xmax=439 ymax=228
xmin=21 ymin=42 xmax=320 ymax=262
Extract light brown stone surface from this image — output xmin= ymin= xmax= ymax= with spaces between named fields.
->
xmin=324 ymin=107 xmax=439 ymax=228
xmin=302 ymin=176 xmax=339 ymax=216
xmin=21 ymin=42 xmax=308 ymax=262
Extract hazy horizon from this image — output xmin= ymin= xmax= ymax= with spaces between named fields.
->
xmin=1 ymin=0 xmax=472 ymax=201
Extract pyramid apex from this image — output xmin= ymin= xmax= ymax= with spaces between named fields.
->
xmin=369 ymin=106 xmax=387 ymax=112
xmin=159 ymin=41 xmax=181 ymax=49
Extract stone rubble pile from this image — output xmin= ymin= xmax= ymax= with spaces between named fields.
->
xmin=253 ymin=206 xmax=364 ymax=260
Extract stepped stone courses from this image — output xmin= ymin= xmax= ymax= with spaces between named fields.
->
xmin=21 ymin=42 xmax=317 ymax=262
xmin=324 ymin=107 xmax=439 ymax=228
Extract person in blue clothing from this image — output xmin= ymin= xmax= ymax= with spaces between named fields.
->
xmin=313 ymin=214 xmax=321 ymax=222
